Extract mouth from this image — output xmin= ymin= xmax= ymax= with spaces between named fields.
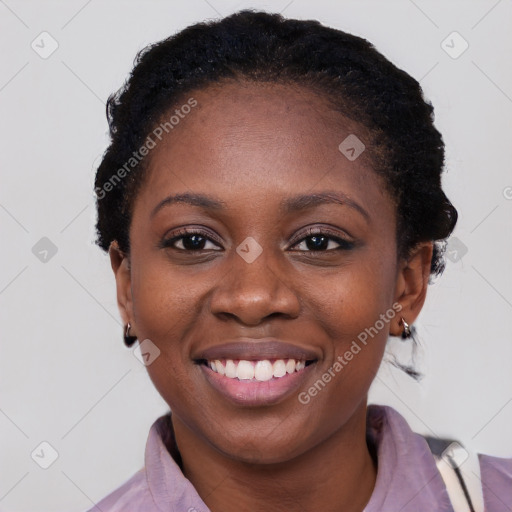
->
xmin=197 ymin=358 xmax=316 ymax=381
xmin=193 ymin=339 xmax=320 ymax=406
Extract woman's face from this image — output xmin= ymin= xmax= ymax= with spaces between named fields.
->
xmin=112 ymin=81 xmax=428 ymax=463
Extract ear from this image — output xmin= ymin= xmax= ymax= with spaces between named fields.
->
xmin=391 ymin=241 xmax=433 ymax=337
xmin=109 ymin=240 xmax=136 ymax=334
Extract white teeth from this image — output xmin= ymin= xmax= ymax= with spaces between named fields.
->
xmin=237 ymin=360 xmax=255 ymax=380
xmin=254 ymin=360 xmax=273 ymax=381
xmin=273 ymin=359 xmax=287 ymax=378
xmin=285 ymin=359 xmax=296 ymax=374
xmin=207 ymin=358 xmax=311 ymax=380
xmin=225 ymin=359 xmax=237 ymax=378
xmin=214 ymin=359 xmax=225 ymax=375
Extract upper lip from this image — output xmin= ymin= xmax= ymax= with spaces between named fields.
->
xmin=194 ymin=338 xmax=320 ymax=362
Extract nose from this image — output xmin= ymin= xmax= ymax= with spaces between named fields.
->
xmin=209 ymin=247 xmax=301 ymax=326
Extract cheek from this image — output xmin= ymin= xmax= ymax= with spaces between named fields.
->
xmin=129 ymin=258 xmax=202 ymax=401
xmin=307 ymin=254 xmax=397 ymax=344
xmin=130 ymin=254 xmax=198 ymax=338
xmin=295 ymin=271 xmax=393 ymax=437
xmin=299 ymin=252 xmax=397 ymax=403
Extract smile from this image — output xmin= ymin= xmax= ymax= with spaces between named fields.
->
xmin=193 ymin=339 xmax=320 ymax=405
xmin=203 ymin=358 xmax=314 ymax=381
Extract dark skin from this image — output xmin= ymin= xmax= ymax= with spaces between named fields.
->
xmin=109 ymin=81 xmax=433 ymax=512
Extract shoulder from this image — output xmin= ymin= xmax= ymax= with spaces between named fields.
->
xmin=85 ymin=468 xmax=154 ymax=512
xmin=367 ymin=404 xmax=512 ymax=512
xmin=83 ymin=412 xmax=205 ymax=512
xmin=82 ymin=413 xmax=169 ymax=512
xmin=479 ymin=452 xmax=512 ymax=476
xmin=364 ymin=404 xmax=455 ymax=511
xmin=479 ymin=453 xmax=512 ymax=511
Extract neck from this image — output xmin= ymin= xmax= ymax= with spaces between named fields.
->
xmin=170 ymin=400 xmax=377 ymax=512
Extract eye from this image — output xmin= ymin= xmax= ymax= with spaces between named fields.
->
xmin=160 ymin=228 xmax=222 ymax=251
xmin=290 ymin=227 xmax=355 ymax=252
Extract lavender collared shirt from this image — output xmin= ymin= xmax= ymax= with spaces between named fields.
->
xmin=87 ymin=405 xmax=512 ymax=511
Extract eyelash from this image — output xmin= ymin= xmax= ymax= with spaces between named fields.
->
xmin=159 ymin=227 xmax=355 ymax=253
xmin=290 ymin=227 xmax=355 ymax=252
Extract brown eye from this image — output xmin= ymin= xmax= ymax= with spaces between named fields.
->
xmin=160 ymin=229 xmax=222 ymax=251
xmin=290 ymin=228 xmax=355 ymax=252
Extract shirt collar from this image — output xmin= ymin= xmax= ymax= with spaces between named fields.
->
xmin=143 ymin=404 xmax=454 ymax=511
xmin=363 ymin=404 xmax=453 ymax=511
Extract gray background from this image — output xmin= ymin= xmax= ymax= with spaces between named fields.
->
xmin=1 ymin=0 xmax=511 ymax=510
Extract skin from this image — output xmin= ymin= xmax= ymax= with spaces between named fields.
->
xmin=109 ymin=81 xmax=433 ymax=512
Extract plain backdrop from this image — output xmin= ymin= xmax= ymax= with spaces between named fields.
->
xmin=1 ymin=1 xmax=511 ymax=511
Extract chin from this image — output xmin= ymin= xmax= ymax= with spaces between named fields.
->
xmin=209 ymin=426 xmax=313 ymax=465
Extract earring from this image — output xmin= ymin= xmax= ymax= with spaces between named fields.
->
xmin=400 ymin=317 xmax=412 ymax=340
xmin=124 ymin=322 xmax=138 ymax=347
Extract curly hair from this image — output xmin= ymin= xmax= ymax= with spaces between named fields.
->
xmin=94 ymin=9 xmax=457 ymax=281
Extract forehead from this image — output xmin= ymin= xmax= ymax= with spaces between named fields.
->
xmin=133 ymin=81 xmax=393 ymax=223
xmin=153 ymin=80 xmax=370 ymax=164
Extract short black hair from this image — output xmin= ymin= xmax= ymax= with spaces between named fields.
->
xmin=94 ymin=9 xmax=457 ymax=280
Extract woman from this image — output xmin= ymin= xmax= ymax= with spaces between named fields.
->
xmin=91 ymin=10 xmax=511 ymax=512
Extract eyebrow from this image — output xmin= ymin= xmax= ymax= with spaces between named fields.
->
xmin=150 ymin=190 xmax=370 ymax=222
xmin=281 ymin=191 xmax=370 ymax=222
xmin=150 ymin=193 xmax=226 ymax=218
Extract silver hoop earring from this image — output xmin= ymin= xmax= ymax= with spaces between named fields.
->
xmin=124 ymin=322 xmax=137 ymax=347
xmin=400 ymin=317 xmax=412 ymax=339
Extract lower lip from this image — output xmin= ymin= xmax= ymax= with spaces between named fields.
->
xmin=199 ymin=363 xmax=316 ymax=406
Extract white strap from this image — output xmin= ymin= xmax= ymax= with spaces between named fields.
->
xmin=435 ymin=442 xmax=484 ymax=512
